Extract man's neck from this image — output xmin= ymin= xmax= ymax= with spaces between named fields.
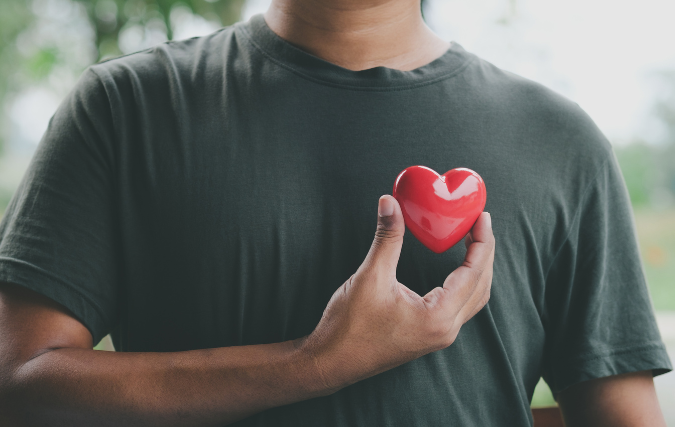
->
xmin=263 ymin=0 xmax=450 ymax=71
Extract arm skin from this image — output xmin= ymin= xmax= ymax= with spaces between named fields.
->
xmin=0 ymin=282 xmax=326 ymax=426
xmin=558 ymin=370 xmax=667 ymax=427
xmin=0 ymin=197 xmax=495 ymax=426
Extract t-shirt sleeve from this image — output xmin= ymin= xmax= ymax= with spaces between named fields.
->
xmin=0 ymin=67 xmax=119 ymax=344
xmin=541 ymin=149 xmax=672 ymax=396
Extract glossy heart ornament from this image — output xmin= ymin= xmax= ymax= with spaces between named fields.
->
xmin=393 ymin=166 xmax=487 ymax=254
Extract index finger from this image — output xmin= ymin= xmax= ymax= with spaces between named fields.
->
xmin=421 ymin=212 xmax=494 ymax=313
xmin=443 ymin=212 xmax=494 ymax=293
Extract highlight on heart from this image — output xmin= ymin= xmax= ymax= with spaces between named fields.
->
xmin=392 ymin=166 xmax=487 ymax=254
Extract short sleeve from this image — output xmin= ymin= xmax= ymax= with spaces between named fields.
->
xmin=541 ymin=149 xmax=672 ymax=396
xmin=0 ymin=67 xmax=119 ymax=344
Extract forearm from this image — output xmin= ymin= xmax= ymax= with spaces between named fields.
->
xmin=2 ymin=338 xmax=329 ymax=426
xmin=0 ymin=204 xmax=495 ymax=426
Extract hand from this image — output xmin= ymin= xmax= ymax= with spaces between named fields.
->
xmin=298 ymin=195 xmax=495 ymax=393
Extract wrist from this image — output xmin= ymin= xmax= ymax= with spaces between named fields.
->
xmin=289 ymin=336 xmax=344 ymax=397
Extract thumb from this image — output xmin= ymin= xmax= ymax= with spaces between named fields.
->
xmin=362 ymin=195 xmax=406 ymax=275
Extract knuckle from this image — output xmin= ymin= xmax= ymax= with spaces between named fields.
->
xmin=462 ymin=259 xmax=486 ymax=284
xmin=343 ymin=274 xmax=355 ymax=293
xmin=377 ymin=214 xmax=398 ymax=230
xmin=373 ymin=225 xmax=403 ymax=245
xmin=424 ymin=286 xmax=445 ymax=308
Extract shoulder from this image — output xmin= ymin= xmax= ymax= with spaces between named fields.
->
xmin=85 ymin=24 xmax=241 ymax=97
xmin=460 ymin=52 xmax=614 ymax=176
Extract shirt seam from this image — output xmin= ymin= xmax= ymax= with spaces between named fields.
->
xmin=79 ymin=67 xmax=120 ymax=176
xmin=0 ymin=256 xmax=110 ymax=330
xmin=556 ymin=340 xmax=667 ymax=367
xmin=548 ymin=340 xmax=671 ymax=395
xmin=236 ymin=25 xmax=477 ymax=92
xmin=93 ymin=26 xmax=233 ymax=66
xmin=87 ymin=66 xmax=119 ymax=140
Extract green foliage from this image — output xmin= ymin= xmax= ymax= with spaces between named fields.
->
xmin=0 ymin=0 xmax=246 ymax=153
xmin=0 ymin=186 xmax=13 ymax=219
xmin=634 ymin=208 xmax=675 ymax=311
xmin=0 ymin=0 xmax=35 ymax=154
xmin=614 ymin=142 xmax=656 ymax=208
xmin=531 ymin=378 xmax=556 ymax=407
xmin=614 ymin=69 xmax=675 ymax=209
xmin=651 ymin=70 xmax=675 ymax=199
xmin=77 ymin=0 xmax=246 ymax=61
xmin=26 ymin=47 xmax=60 ymax=79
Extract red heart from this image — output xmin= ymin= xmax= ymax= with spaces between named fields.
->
xmin=392 ymin=166 xmax=487 ymax=254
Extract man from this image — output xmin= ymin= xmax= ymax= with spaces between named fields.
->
xmin=0 ymin=0 xmax=670 ymax=425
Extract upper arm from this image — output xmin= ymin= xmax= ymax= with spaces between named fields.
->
xmin=0 ymin=66 xmax=120 ymax=347
xmin=0 ymin=281 xmax=92 ymax=389
xmin=541 ymin=152 xmax=671 ymax=393
xmin=558 ymin=370 xmax=665 ymax=427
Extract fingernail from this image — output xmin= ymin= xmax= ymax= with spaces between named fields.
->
xmin=485 ymin=212 xmax=492 ymax=229
xmin=379 ymin=196 xmax=394 ymax=217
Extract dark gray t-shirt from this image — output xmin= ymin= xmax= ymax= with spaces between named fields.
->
xmin=0 ymin=13 xmax=671 ymax=426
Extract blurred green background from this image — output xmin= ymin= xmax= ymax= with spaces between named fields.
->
xmin=1 ymin=0 xmax=674 ymax=416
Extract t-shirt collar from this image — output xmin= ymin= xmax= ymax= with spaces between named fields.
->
xmin=236 ymin=13 xmax=475 ymax=90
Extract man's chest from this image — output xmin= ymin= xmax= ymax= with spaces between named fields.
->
xmin=113 ymin=92 xmax=553 ymax=353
